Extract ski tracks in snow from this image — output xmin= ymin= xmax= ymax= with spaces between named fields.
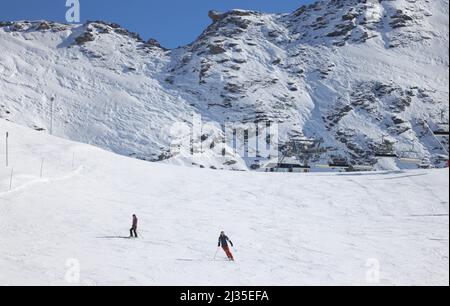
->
xmin=0 ymin=166 xmax=84 ymax=197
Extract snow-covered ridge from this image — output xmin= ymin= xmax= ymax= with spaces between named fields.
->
xmin=0 ymin=0 xmax=448 ymax=171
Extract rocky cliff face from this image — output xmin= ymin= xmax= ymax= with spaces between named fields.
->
xmin=0 ymin=0 xmax=448 ymax=170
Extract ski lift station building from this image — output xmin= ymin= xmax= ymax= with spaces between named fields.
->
xmin=260 ymin=157 xmax=311 ymax=173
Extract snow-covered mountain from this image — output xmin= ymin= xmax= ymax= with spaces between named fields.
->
xmin=0 ymin=0 xmax=449 ymax=170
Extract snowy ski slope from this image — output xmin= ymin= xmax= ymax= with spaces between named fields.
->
xmin=0 ymin=119 xmax=448 ymax=285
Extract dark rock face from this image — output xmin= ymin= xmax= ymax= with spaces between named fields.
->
xmin=71 ymin=21 xmax=165 ymax=50
xmin=10 ymin=22 xmax=31 ymax=32
xmin=342 ymin=11 xmax=357 ymax=21
xmin=0 ymin=21 xmax=13 ymax=27
xmin=227 ymin=16 xmax=251 ymax=30
xmin=146 ymin=38 xmax=161 ymax=48
xmin=224 ymin=83 xmax=245 ymax=94
xmin=327 ymin=22 xmax=356 ymax=37
xmin=200 ymin=60 xmax=212 ymax=83
xmin=87 ymin=20 xmax=121 ymax=29
xmin=392 ymin=116 xmax=406 ymax=125
xmin=390 ymin=10 xmax=414 ymax=29
xmin=321 ymin=78 xmax=443 ymax=165
xmin=75 ymin=31 xmax=95 ymax=45
xmin=209 ymin=44 xmax=226 ymax=55
xmin=345 ymin=81 xmax=418 ymax=116
xmin=285 ymin=0 xmax=433 ymax=49
xmin=208 ymin=10 xmax=223 ymax=22
xmin=145 ymin=38 xmax=166 ymax=50
xmin=36 ymin=22 xmax=51 ymax=31
xmin=1 ymin=21 xmax=70 ymax=32
xmin=86 ymin=21 xmax=145 ymax=42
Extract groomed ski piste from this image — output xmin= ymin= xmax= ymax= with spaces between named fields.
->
xmin=0 ymin=119 xmax=448 ymax=286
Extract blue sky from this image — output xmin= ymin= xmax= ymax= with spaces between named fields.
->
xmin=0 ymin=0 xmax=313 ymax=48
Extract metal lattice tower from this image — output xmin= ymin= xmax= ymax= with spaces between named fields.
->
xmin=278 ymin=138 xmax=327 ymax=169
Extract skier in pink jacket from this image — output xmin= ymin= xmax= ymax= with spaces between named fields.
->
xmin=130 ymin=214 xmax=138 ymax=238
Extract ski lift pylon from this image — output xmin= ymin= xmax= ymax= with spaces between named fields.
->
xmin=374 ymin=135 xmax=398 ymax=158
xmin=398 ymin=142 xmax=422 ymax=164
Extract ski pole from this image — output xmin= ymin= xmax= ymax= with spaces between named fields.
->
xmin=213 ymin=247 xmax=219 ymax=260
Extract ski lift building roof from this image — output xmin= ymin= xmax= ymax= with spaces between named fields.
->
xmin=261 ymin=157 xmax=307 ymax=169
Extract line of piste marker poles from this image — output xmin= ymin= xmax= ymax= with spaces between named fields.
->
xmin=5 ymin=132 xmax=43 ymax=191
xmin=6 ymin=132 xmax=13 ymax=190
